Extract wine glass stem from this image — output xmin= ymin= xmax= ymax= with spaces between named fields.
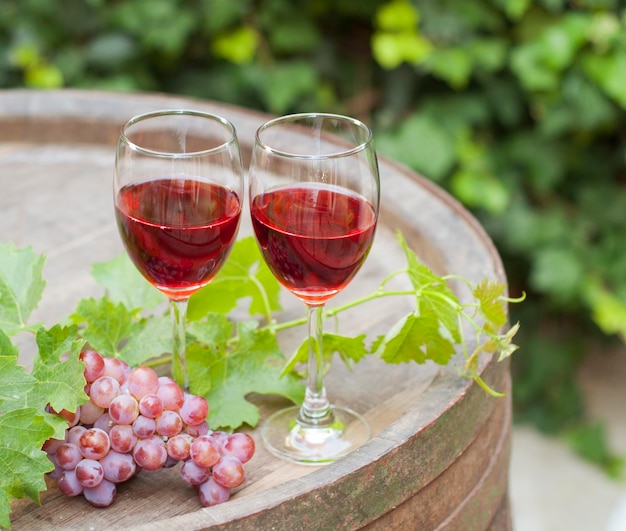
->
xmin=299 ymin=304 xmax=332 ymax=425
xmin=170 ymin=298 xmax=190 ymax=391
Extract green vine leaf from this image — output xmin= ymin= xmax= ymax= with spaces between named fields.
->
xmin=0 ymin=329 xmax=86 ymax=526
xmin=0 ymin=407 xmax=56 ymax=529
xmin=0 ymin=330 xmax=34 ymax=412
xmin=0 ymin=243 xmax=46 ymax=336
xmin=474 ymin=278 xmax=508 ymax=328
xmin=70 ymin=296 xmax=133 ymax=358
xmin=188 ymin=236 xmax=282 ymax=322
xmin=376 ymin=311 xmax=456 ymax=365
xmin=283 ymin=332 xmax=369 ymax=376
xmin=30 ymin=326 xmax=88 ymax=431
xmin=322 ymin=333 xmax=369 ymax=368
xmin=119 ymin=314 xmax=172 ymax=367
xmin=186 ymin=317 xmax=304 ymax=430
xmin=91 ymin=253 xmax=166 ymax=311
xmin=397 ymin=231 xmax=461 ymax=343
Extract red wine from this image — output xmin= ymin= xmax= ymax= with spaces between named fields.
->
xmin=250 ymin=184 xmax=377 ymax=305
xmin=115 ymin=177 xmax=241 ymax=300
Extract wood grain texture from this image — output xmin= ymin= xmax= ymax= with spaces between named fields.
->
xmin=1 ymin=89 xmax=511 ymax=530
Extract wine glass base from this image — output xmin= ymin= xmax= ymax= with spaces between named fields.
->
xmin=261 ymin=405 xmax=370 ymax=465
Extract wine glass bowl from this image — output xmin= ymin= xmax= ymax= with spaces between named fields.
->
xmin=249 ymin=113 xmax=380 ymax=464
xmin=114 ymin=110 xmax=244 ymax=389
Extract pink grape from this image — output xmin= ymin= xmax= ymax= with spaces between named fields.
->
xmin=109 ymin=394 xmax=140 ymax=425
xmin=210 ymin=430 xmax=230 ymax=450
xmin=127 ymin=366 xmax=159 ymax=400
xmin=132 ymin=415 xmax=156 ymax=438
xmin=50 ymin=407 xmax=80 ymax=428
xmin=66 ymin=425 xmax=87 ymax=446
xmin=133 ymin=435 xmax=167 ymax=471
xmin=102 ymin=357 xmax=130 ymax=385
xmin=75 ymin=459 xmax=104 ymax=488
xmin=93 ymin=412 xmax=114 ymax=433
xmin=190 ymin=435 xmax=221 ymax=468
xmin=55 ymin=443 xmax=82 ymax=471
xmin=46 ymin=454 xmax=63 ymax=480
xmin=156 ymin=381 xmax=185 ymax=410
xmin=65 ymin=409 xmax=81 ymax=428
xmin=79 ymin=398 xmax=105 ymax=425
xmin=58 ymin=470 xmax=83 ymax=496
xmin=179 ymin=394 xmax=208 ymax=426
xmin=78 ymin=428 xmax=110 ymax=460
xmin=180 ymin=460 xmax=210 ymax=486
xmin=89 ymin=376 xmax=120 ymax=408
xmin=198 ymin=477 xmax=231 ymax=507
xmin=100 ymin=451 xmax=137 ymax=483
xmin=165 ymin=456 xmax=179 ymax=468
xmin=83 ymin=479 xmax=117 ymax=507
xmin=109 ymin=424 xmax=138 ymax=453
xmin=212 ymin=455 xmax=245 ymax=489
xmin=138 ymin=393 xmax=163 ymax=419
xmin=155 ymin=410 xmax=183 ymax=438
xmin=80 ymin=350 xmax=105 ymax=383
xmin=42 ymin=437 xmax=64 ymax=455
xmin=223 ymin=433 xmax=255 ymax=464
xmin=166 ymin=434 xmax=193 ymax=461
xmin=183 ymin=420 xmax=209 ymax=438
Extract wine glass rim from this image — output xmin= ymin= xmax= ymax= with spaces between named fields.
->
xmin=255 ymin=112 xmax=373 ymax=159
xmin=119 ymin=109 xmax=238 ymax=158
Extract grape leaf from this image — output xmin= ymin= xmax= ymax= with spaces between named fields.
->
xmin=495 ymin=322 xmax=521 ymax=361
xmin=419 ymin=292 xmax=461 ymax=343
xmin=187 ymin=313 xmax=233 ymax=352
xmin=92 ymin=253 xmax=166 ymax=311
xmin=396 ymin=232 xmax=461 ymax=342
xmin=186 ymin=317 xmax=304 ymax=430
xmin=396 ymin=233 xmax=457 ymax=325
xmin=0 ymin=243 xmax=46 ymax=336
xmin=0 ymin=491 xmax=11 ymax=531
xmin=376 ymin=310 xmax=456 ymax=365
xmin=0 ymin=407 xmax=56 ymax=528
xmin=119 ymin=315 xmax=173 ymax=367
xmin=187 ymin=236 xmax=282 ymax=321
xmin=474 ymin=278 xmax=508 ymax=329
xmin=71 ymin=296 xmax=132 ymax=357
xmin=0 ymin=329 xmax=18 ymax=358
xmin=326 ymin=333 xmax=369 ymax=366
xmin=283 ymin=332 xmax=369 ymax=375
xmin=30 ymin=325 xmax=88 ymax=416
xmin=0 ymin=354 xmax=35 ymax=412
xmin=396 ymin=231 xmax=445 ymax=290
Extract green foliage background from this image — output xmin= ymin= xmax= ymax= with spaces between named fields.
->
xmin=2 ymin=0 xmax=626 ymax=470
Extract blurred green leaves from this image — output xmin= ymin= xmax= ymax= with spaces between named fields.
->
xmin=372 ymin=0 xmax=626 ymax=336
xmin=375 ymin=112 xmax=456 ymax=181
xmin=371 ymin=0 xmax=431 ymax=69
xmin=211 ymin=26 xmax=259 ymax=64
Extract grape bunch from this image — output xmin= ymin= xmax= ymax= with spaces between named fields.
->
xmin=43 ymin=350 xmax=255 ymax=508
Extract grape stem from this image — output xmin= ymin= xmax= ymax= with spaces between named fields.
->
xmin=265 ymin=267 xmax=522 ymax=397
xmin=148 ymin=265 xmax=523 ymax=397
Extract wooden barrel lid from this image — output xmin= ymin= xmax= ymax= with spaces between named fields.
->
xmin=1 ymin=90 xmax=511 ymax=530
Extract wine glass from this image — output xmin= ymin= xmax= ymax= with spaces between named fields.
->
xmin=113 ymin=110 xmax=244 ymax=390
xmin=249 ymin=113 xmax=380 ymax=464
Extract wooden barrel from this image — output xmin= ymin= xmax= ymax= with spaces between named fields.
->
xmin=1 ymin=90 xmax=512 ymax=530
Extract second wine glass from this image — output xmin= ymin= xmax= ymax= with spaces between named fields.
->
xmin=114 ymin=110 xmax=244 ymax=390
xmin=249 ymin=113 xmax=380 ymax=464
